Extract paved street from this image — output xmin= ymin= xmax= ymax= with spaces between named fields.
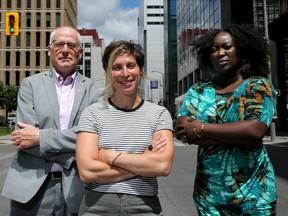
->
xmin=160 ymin=138 xmax=288 ymax=216
xmin=0 ymin=136 xmax=288 ymax=216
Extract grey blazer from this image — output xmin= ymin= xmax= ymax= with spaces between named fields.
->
xmin=1 ymin=69 xmax=101 ymax=214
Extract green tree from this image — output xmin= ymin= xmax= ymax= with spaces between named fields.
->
xmin=0 ymin=83 xmax=19 ymax=126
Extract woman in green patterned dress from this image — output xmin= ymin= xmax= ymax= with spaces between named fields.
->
xmin=175 ymin=24 xmax=277 ymax=215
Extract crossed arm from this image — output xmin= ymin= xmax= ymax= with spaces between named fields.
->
xmin=76 ymin=129 xmax=174 ymax=184
xmin=175 ymin=116 xmax=269 ymax=145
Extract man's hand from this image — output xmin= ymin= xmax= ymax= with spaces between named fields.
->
xmin=11 ymin=122 xmax=40 ymax=150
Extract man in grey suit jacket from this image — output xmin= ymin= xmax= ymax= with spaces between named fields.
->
xmin=1 ymin=26 xmax=101 ymax=215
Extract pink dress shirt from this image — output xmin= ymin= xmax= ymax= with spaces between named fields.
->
xmin=51 ymin=70 xmax=76 ymax=172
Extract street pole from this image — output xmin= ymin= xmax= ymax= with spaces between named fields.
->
xmin=263 ymin=0 xmax=276 ymax=141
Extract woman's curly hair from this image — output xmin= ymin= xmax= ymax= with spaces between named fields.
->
xmin=190 ymin=23 xmax=270 ymax=79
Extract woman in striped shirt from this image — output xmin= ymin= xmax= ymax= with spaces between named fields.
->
xmin=76 ymin=40 xmax=174 ymax=216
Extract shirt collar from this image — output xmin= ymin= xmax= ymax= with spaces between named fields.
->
xmin=52 ymin=68 xmax=77 ymax=87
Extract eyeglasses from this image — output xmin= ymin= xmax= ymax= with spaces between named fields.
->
xmin=51 ymin=40 xmax=80 ymax=51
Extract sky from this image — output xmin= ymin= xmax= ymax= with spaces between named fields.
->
xmin=78 ymin=0 xmax=141 ymax=46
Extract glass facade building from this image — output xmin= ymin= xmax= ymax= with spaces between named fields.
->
xmin=175 ymin=0 xmax=288 ymax=131
xmin=163 ymin=0 xmax=178 ymax=118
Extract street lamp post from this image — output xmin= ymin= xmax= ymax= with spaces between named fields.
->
xmin=151 ymin=70 xmax=164 ymax=105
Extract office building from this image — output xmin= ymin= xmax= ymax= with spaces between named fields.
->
xmin=175 ymin=0 xmax=288 ymax=131
xmin=163 ymin=0 xmax=177 ymax=118
xmin=268 ymin=0 xmax=288 ymax=131
xmin=78 ymin=28 xmax=105 ymax=90
xmin=138 ymin=0 xmax=164 ymax=104
xmin=176 ymin=0 xmax=253 ymax=105
xmin=0 ymin=0 xmax=77 ymax=86
xmin=0 ymin=0 xmax=76 ymax=117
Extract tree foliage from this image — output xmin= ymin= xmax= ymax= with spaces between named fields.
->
xmin=0 ymin=81 xmax=19 ymax=125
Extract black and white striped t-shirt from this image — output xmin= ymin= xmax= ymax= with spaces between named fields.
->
xmin=78 ymin=98 xmax=173 ymax=196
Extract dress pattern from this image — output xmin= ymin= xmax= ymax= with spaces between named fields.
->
xmin=178 ymin=76 xmax=277 ymax=215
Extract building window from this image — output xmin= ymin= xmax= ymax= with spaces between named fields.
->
xmin=147 ymin=13 xmax=164 ymax=17
xmin=6 ymin=52 xmax=10 ymax=67
xmin=17 ymin=0 xmax=21 ymax=8
xmin=7 ymin=0 xmax=11 ymax=8
xmin=147 ymin=21 xmax=164 ymax=25
xmin=27 ymin=0 xmax=31 ymax=8
xmin=56 ymin=0 xmax=61 ymax=8
xmin=46 ymin=13 xmax=51 ymax=28
xmin=36 ymin=51 xmax=40 ymax=66
xmin=195 ymin=68 xmax=201 ymax=82
xmin=183 ymin=77 xmax=187 ymax=93
xmin=56 ymin=13 xmax=61 ymax=27
xmin=36 ymin=13 xmax=41 ymax=27
xmin=85 ymin=59 xmax=91 ymax=78
xmin=26 ymin=32 xmax=31 ymax=47
xmin=16 ymin=51 xmax=20 ymax=66
xmin=46 ymin=0 xmax=51 ymax=9
xmin=46 ymin=32 xmax=50 ymax=46
xmin=27 ymin=13 xmax=31 ymax=28
xmin=6 ymin=36 xmax=10 ymax=47
xmin=35 ymin=71 xmax=40 ymax=74
xmin=26 ymin=51 xmax=30 ymax=66
xmin=178 ymin=80 xmax=183 ymax=95
xmin=147 ymin=5 xmax=163 ymax=9
xmin=187 ymin=73 xmax=192 ymax=87
xmin=5 ymin=71 xmax=10 ymax=85
xmin=46 ymin=51 xmax=50 ymax=66
xmin=25 ymin=71 xmax=30 ymax=77
xmin=15 ymin=71 xmax=20 ymax=86
xmin=84 ymin=43 xmax=91 ymax=53
xmin=18 ymin=13 xmax=21 ymax=28
xmin=36 ymin=32 xmax=41 ymax=47
xmin=16 ymin=33 xmax=21 ymax=46
xmin=37 ymin=0 xmax=41 ymax=8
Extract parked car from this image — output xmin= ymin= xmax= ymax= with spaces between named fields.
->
xmin=7 ymin=114 xmax=16 ymax=125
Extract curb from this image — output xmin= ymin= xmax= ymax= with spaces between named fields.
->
xmin=263 ymin=136 xmax=288 ymax=145
xmin=0 ymin=135 xmax=12 ymax=144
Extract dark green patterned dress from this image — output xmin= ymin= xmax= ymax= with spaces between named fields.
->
xmin=178 ymin=77 xmax=277 ymax=215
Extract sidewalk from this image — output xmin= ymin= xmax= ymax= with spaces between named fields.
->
xmin=0 ymin=135 xmax=12 ymax=145
xmin=263 ymin=135 xmax=288 ymax=145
